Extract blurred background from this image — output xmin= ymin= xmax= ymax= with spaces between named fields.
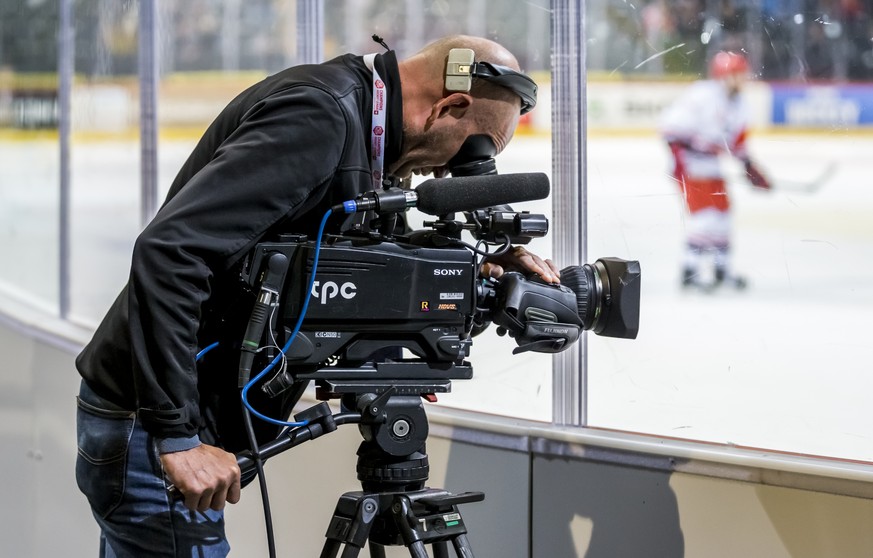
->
xmin=4 ymin=1 xmax=873 ymax=556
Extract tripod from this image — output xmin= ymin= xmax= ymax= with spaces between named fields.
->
xmin=319 ymin=391 xmax=483 ymax=557
xmin=237 ymin=378 xmax=484 ymax=557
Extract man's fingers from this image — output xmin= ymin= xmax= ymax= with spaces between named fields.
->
xmin=204 ymin=460 xmax=240 ymax=511
xmin=227 ymin=478 xmax=242 ymax=505
xmin=480 ymin=262 xmax=504 ymax=279
xmin=198 ymin=487 xmax=218 ymax=512
xmin=532 ymin=257 xmax=559 ymax=283
xmin=480 ymin=248 xmax=560 ymax=283
xmin=207 ymin=467 xmax=241 ymax=510
xmin=512 ymin=247 xmax=559 ymax=283
xmin=184 ymin=491 xmax=201 ymax=511
xmin=225 ymin=460 xmax=242 ymax=505
xmin=543 ymin=258 xmax=561 ymax=282
xmin=161 ymin=444 xmax=242 ymax=512
xmin=190 ymin=475 xmax=233 ymax=512
xmin=511 ymin=248 xmax=553 ymax=281
xmin=209 ymin=489 xmax=228 ymax=512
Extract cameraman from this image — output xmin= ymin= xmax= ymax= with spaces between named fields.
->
xmin=74 ymin=34 xmax=558 ymax=557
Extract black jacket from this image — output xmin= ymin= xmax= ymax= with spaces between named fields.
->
xmin=76 ymin=52 xmax=403 ymax=450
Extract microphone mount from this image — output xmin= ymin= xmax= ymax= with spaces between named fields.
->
xmin=336 ymin=187 xmax=419 ymax=215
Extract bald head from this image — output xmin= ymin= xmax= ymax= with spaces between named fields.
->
xmin=413 ymin=35 xmax=522 ymax=72
xmin=390 ymin=35 xmax=528 ymax=179
xmin=407 ymin=35 xmax=523 ymax=111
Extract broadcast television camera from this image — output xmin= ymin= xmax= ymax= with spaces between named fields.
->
xmin=237 ymin=172 xmax=640 ymax=400
xmin=226 ymin=172 xmax=640 ymax=556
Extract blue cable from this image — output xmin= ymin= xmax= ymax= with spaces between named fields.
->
xmin=240 ymin=208 xmax=333 ymax=427
xmin=195 ymin=341 xmax=220 ymax=361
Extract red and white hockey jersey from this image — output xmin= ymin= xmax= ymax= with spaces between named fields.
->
xmin=658 ymin=79 xmax=751 ymax=179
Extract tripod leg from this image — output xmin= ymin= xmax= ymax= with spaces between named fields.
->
xmin=451 ymin=533 xmax=475 ymax=557
xmin=433 ymin=541 xmax=451 ymax=558
xmin=388 ymin=495 xmax=432 ymax=558
xmin=368 ymin=541 xmax=387 ymax=558
xmin=321 ymin=494 xmax=379 ymax=558
xmin=406 ymin=541 xmax=429 ymax=558
xmin=320 ymin=539 xmax=341 ymax=558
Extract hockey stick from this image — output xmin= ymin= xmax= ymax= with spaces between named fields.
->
xmin=770 ymin=161 xmax=837 ymax=194
xmin=729 ymin=161 xmax=836 ymax=194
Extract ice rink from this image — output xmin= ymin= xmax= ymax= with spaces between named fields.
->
xmin=1 ymin=131 xmax=871 ymax=462
xmin=449 ymin=132 xmax=873 ymax=464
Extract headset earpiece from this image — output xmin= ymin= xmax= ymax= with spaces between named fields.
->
xmin=444 ymin=48 xmax=538 ymax=114
xmin=445 ymin=48 xmax=475 ymax=92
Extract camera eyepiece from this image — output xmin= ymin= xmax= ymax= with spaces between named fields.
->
xmin=448 ymin=135 xmax=498 ymax=177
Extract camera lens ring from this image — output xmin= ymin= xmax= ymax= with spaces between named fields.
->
xmin=557 ymin=264 xmax=602 ymax=332
xmin=591 ymin=261 xmax=609 ymax=331
xmin=591 ymin=260 xmax=610 ymax=334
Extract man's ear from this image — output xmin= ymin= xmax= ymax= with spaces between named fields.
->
xmin=426 ymin=92 xmax=473 ymax=128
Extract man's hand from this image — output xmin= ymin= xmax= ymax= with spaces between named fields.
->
xmin=480 ymin=245 xmax=560 ymax=284
xmin=161 ymin=444 xmax=241 ymax=512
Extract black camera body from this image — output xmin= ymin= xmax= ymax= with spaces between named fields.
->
xmin=239 ymin=201 xmax=640 ymax=400
xmin=242 ymin=234 xmax=478 ymax=371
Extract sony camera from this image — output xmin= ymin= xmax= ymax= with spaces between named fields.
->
xmin=238 ymin=177 xmax=640 ymax=399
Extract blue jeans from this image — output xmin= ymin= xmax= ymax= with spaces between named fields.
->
xmin=76 ymin=380 xmax=230 ymax=557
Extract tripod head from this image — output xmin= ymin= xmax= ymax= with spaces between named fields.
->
xmin=237 ymin=372 xmax=448 ymax=492
xmin=346 ymin=387 xmax=432 ymax=492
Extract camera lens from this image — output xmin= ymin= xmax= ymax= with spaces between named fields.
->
xmin=560 ymin=258 xmax=641 ymax=339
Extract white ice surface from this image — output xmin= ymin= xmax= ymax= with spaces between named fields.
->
xmin=446 ymin=133 xmax=873 ymax=462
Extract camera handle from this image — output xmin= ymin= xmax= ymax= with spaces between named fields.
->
xmin=235 ymin=400 xmax=358 ymax=472
xmin=165 ymin=399 xmax=355 ymax=501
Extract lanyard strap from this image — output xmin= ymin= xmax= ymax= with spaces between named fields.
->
xmin=364 ymin=53 xmax=387 ymax=190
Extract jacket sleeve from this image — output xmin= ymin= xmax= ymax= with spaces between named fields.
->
xmin=129 ymin=86 xmax=350 ymax=439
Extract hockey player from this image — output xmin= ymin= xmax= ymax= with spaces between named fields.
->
xmin=659 ymin=50 xmax=771 ymax=290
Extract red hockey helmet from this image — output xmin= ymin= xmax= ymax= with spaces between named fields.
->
xmin=709 ymin=51 xmax=749 ymax=79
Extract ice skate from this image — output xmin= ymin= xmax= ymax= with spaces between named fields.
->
xmin=681 ymin=268 xmax=715 ymax=292
xmin=714 ymin=268 xmax=748 ymax=290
